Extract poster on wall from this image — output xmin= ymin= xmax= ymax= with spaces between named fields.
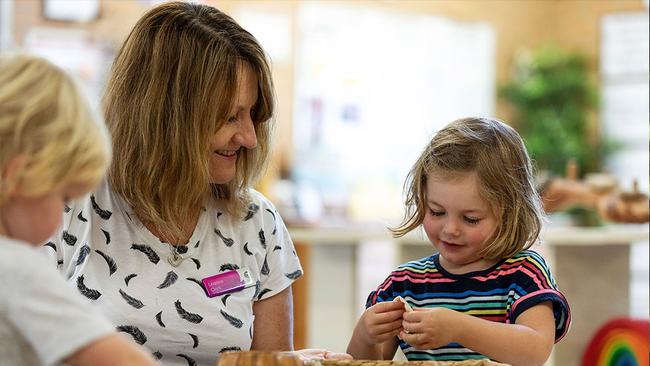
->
xmin=292 ymin=3 xmax=496 ymax=222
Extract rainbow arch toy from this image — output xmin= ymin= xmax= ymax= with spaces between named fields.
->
xmin=582 ymin=317 xmax=649 ymax=366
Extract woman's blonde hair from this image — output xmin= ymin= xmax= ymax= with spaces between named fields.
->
xmin=104 ymin=1 xmax=275 ymax=240
xmin=0 ymin=54 xmax=110 ymax=204
xmin=390 ymin=117 xmax=545 ymax=259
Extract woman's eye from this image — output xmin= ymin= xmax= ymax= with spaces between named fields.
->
xmin=227 ymin=116 xmax=237 ymax=123
xmin=464 ymin=216 xmax=481 ymax=224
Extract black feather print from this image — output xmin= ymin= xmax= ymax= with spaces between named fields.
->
xmin=214 ymin=229 xmax=234 ymax=247
xmin=62 ymin=230 xmax=77 ymax=246
xmin=258 ymin=229 xmax=266 ymax=249
xmin=221 ymin=294 xmax=231 ymax=306
xmin=219 ymin=263 xmax=239 ymax=272
xmin=57 ymin=259 xmax=63 ymax=267
xmin=77 ymin=275 xmax=101 ymax=300
xmin=153 ymin=351 xmax=163 ymax=360
xmin=174 ymin=245 xmax=188 ymax=254
xmin=90 ymin=195 xmax=112 ymax=220
xmin=119 ymin=289 xmax=145 ymax=309
xmin=217 ymin=212 xmax=223 ymax=219
xmin=219 ymin=309 xmax=243 ymax=328
xmin=243 ymin=242 xmax=253 ymax=256
xmin=260 ymin=255 xmax=269 ymax=276
xmin=265 ymin=208 xmax=277 ymax=235
xmin=130 ymin=244 xmax=160 ymax=264
xmin=273 ymin=245 xmax=282 ymax=251
xmin=249 ymin=325 xmax=253 ymax=339
xmin=176 ymin=354 xmax=197 ymax=366
xmin=175 ymin=300 xmax=203 ymax=323
xmin=157 ymin=271 xmax=178 ymax=289
xmin=194 ymin=240 xmax=200 ymax=248
xmin=219 ymin=346 xmax=242 ymax=353
xmin=63 ymin=204 xmax=71 ymax=213
xmin=125 ymin=273 xmax=137 ymax=286
xmin=285 ymin=270 xmax=303 ymax=280
xmin=102 ymin=229 xmax=111 ymax=245
xmin=155 ymin=311 xmax=166 ymax=327
xmin=253 ymin=280 xmax=261 ymax=299
xmin=75 ymin=244 xmax=90 ymax=266
xmin=191 ymin=258 xmax=201 ymax=270
xmin=186 ymin=277 xmax=204 ymax=290
xmin=243 ymin=203 xmax=259 ymax=221
xmin=189 ymin=333 xmax=199 ymax=348
xmin=95 ymin=249 xmax=117 ymax=276
xmin=44 ymin=241 xmax=56 ymax=251
xmin=257 ymin=288 xmax=272 ymax=300
xmin=77 ymin=211 xmax=87 ymax=222
xmin=117 ymin=325 xmax=147 ymax=345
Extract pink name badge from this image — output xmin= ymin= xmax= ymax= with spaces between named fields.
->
xmin=202 ymin=268 xmax=254 ymax=298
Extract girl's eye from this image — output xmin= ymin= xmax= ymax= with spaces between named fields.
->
xmin=464 ymin=216 xmax=481 ymax=225
xmin=430 ymin=210 xmax=445 ymax=217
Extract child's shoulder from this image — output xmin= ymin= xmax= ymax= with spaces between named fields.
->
xmin=503 ymin=249 xmax=553 ymax=273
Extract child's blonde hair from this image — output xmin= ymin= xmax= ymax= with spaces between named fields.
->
xmin=391 ymin=117 xmax=544 ymax=259
xmin=0 ymin=54 xmax=111 ymax=203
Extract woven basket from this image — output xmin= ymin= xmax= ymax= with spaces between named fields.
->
xmin=306 ymin=361 xmax=508 ymax=366
xmin=216 ymin=352 xmax=508 ymax=366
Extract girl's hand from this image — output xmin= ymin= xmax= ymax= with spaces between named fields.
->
xmin=399 ymin=307 xmax=458 ymax=350
xmin=353 ymin=301 xmax=405 ymax=346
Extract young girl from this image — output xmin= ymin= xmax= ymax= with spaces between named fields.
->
xmin=347 ymin=117 xmax=570 ymax=366
xmin=0 ymin=54 xmax=157 ymax=365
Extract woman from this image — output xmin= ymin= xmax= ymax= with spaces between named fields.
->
xmin=45 ymin=2 xmax=346 ymax=365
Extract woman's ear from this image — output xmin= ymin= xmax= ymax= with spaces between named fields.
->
xmin=1 ymin=155 xmax=27 ymax=197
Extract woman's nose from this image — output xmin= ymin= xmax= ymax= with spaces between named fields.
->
xmin=235 ymin=117 xmax=257 ymax=149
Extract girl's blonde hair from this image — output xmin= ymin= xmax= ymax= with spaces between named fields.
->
xmin=391 ymin=117 xmax=544 ymax=259
xmin=0 ymin=54 xmax=111 ymax=204
xmin=103 ymin=1 xmax=275 ymax=241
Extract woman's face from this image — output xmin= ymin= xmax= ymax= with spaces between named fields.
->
xmin=209 ymin=63 xmax=259 ymax=184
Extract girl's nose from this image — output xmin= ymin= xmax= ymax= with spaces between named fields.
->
xmin=442 ymin=218 xmax=460 ymax=237
xmin=235 ymin=117 xmax=257 ymax=149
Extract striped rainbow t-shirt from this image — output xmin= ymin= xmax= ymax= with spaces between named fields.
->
xmin=366 ymin=250 xmax=571 ymax=361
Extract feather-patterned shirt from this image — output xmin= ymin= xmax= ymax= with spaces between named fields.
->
xmin=44 ymin=180 xmax=303 ymax=366
xmin=367 ymin=250 xmax=570 ymax=361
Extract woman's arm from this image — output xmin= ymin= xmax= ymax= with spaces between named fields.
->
xmin=65 ymin=333 xmax=158 ymax=366
xmin=251 ymin=286 xmax=294 ymax=351
xmin=401 ymin=302 xmax=555 ymax=366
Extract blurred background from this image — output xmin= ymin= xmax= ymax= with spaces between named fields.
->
xmin=1 ymin=1 xmax=648 ymax=365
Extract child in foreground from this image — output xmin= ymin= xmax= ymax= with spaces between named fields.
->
xmin=0 ymin=54 xmax=158 ymax=365
xmin=347 ymin=117 xmax=570 ymax=366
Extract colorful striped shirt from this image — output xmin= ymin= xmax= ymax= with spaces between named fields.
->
xmin=366 ymin=250 xmax=571 ymax=361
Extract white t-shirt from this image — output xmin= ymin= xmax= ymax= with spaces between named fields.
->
xmin=0 ymin=237 xmax=114 ymax=366
xmin=44 ymin=181 xmax=303 ymax=366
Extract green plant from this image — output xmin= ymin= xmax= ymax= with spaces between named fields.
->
xmin=500 ymin=46 xmax=615 ymax=177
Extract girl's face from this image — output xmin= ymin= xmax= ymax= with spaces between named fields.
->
xmin=422 ymin=171 xmax=498 ymax=274
xmin=0 ymin=183 xmax=89 ymax=246
xmin=209 ymin=63 xmax=259 ymax=184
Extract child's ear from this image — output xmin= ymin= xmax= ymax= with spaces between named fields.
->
xmin=1 ymin=155 xmax=27 ymax=197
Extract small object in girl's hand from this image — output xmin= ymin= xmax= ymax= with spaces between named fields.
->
xmin=394 ymin=295 xmax=413 ymax=312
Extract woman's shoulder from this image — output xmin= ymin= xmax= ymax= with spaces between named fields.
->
xmin=246 ymin=188 xmax=279 ymax=211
